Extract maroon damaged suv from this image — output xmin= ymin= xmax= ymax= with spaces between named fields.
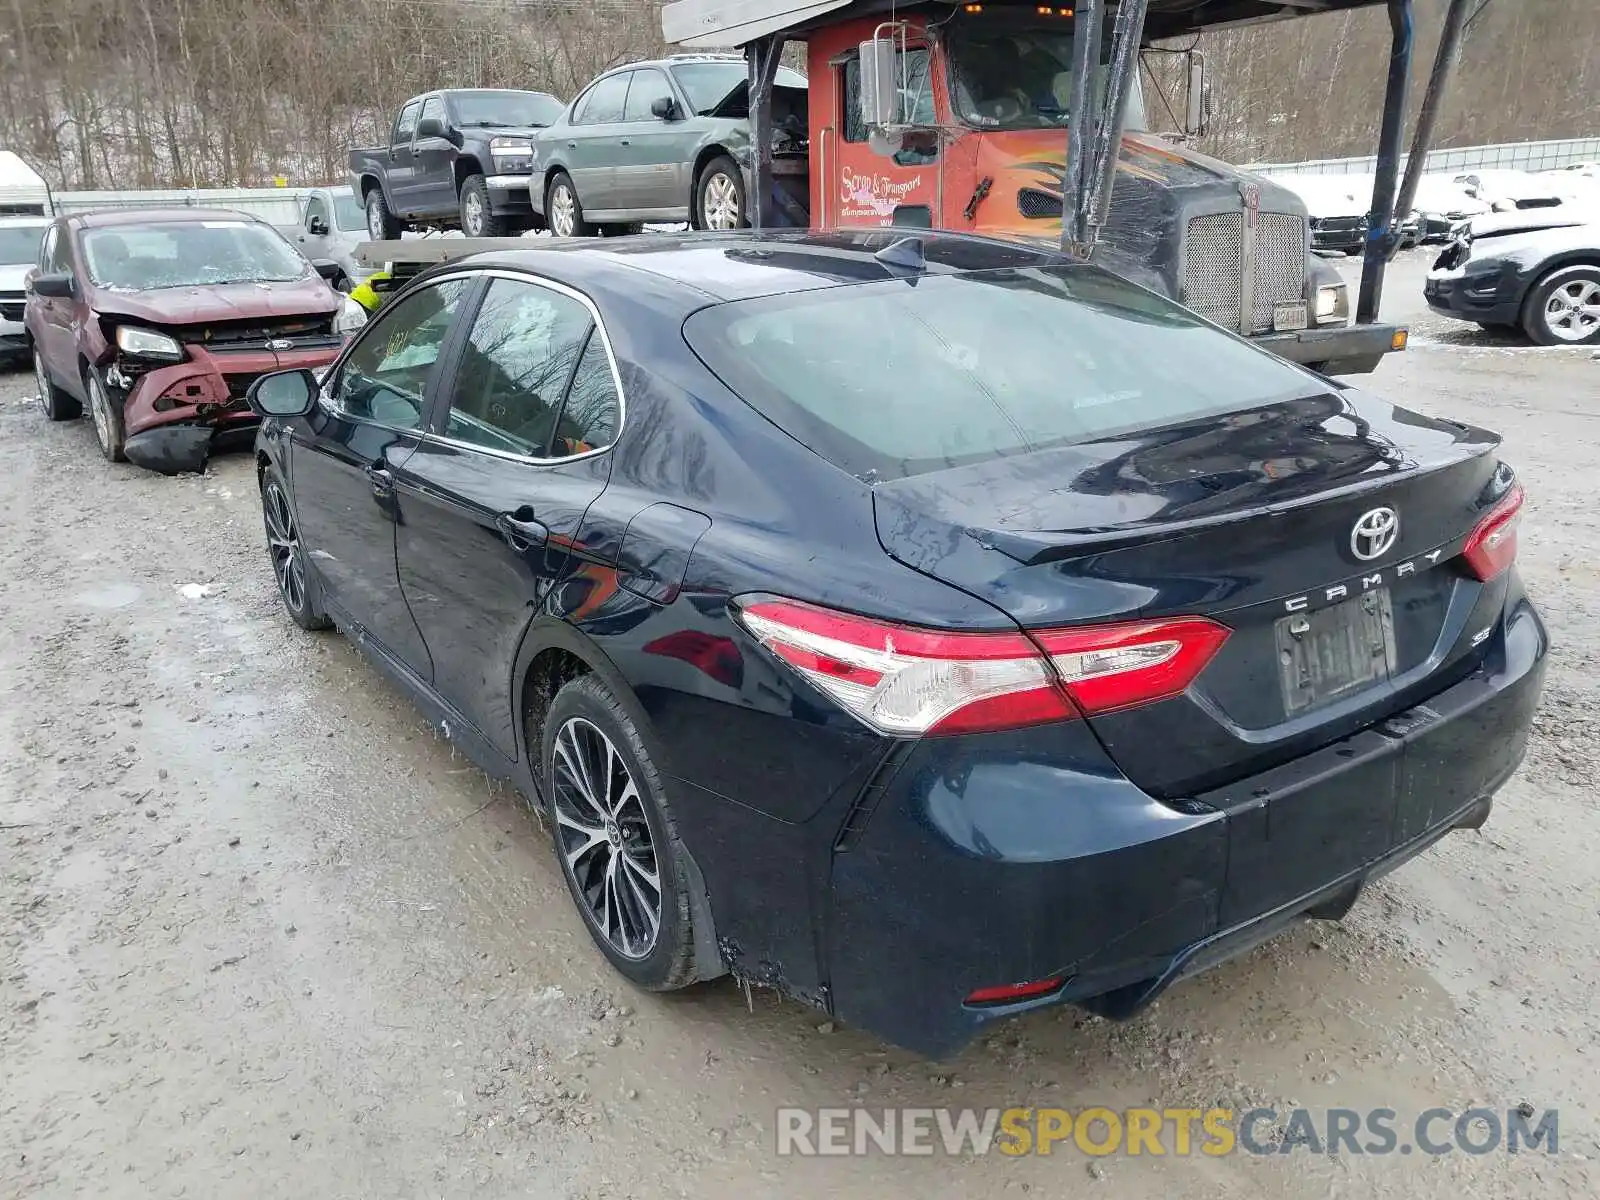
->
xmin=26 ymin=209 xmax=366 ymax=473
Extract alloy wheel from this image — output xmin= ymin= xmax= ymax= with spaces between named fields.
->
xmin=367 ymin=200 xmax=384 ymax=241
xmin=550 ymin=184 xmax=576 ymax=238
xmin=1544 ymin=279 xmax=1600 ymax=343
xmin=703 ymin=172 xmax=741 ymax=230
xmin=33 ymin=351 xmax=50 ymax=415
xmin=552 ymin=717 xmax=661 ymax=959
xmin=464 ymin=190 xmax=484 ymax=236
xmin=263 ymin=479 xmax=308 ymax=615
xmin=87 ymin=373 xmax=113 ymax=453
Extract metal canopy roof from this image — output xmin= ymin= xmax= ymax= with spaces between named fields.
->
xmin=663 ymin=0 xmax=1393 ymax=49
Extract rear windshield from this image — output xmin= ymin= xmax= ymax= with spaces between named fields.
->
xmin=450 ymin=89 xmax=564 ymax=128
xmin=683 ymin=266 xmax=1323 ymax=481
xmin=82 ymin=221 xmax=311 ymax=291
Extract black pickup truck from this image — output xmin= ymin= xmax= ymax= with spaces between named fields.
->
xmin=349 ymin=89 xmax=564 ymax=239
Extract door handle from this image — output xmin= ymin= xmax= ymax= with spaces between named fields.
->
xmin=412 ymin=147 xmax=423 ymax=157
xmin=366 ymin=464 xmax=393 ymax=496
xmin=567 ymin=141 xmax=577 ymax=149
xmin=619 ymin=139 xmax=631 ymax=147
xmin=496 ymin=508 xmax=549 ymax=552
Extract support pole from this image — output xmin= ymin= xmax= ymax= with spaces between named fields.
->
xmin=1358 ymin=0 xmax=1414 ymax=324
xmin=1395 ymin=0 xmax=1473 ymax=220
xmin=1061 ymin=0 xmax=1105 ymax=257
xmin=1088 ymin=0 xmax=1149 ymax=232
xmin=746 ymin=35 xmax=784 ymax=231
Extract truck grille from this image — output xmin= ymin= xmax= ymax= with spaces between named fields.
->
xmin=1182 ymin=212 xmax=1308 ymax=334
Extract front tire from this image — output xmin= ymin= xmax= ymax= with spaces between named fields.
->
xmin=542 ymin=675 xmax=699 ymax=991
xmin=693 ymin=156 xmax=745 ymax=231
xmin=365 ymin=188 xmax=401 ymax=240
xmin=459 ymin=174 xmax=511 ymax=238
xmin=85 ymin=368 xmax=125 ymax=462
xmin=35 ymin=350 xmax=81 ymax=421
xmin=546 ymin=173 xmax=592 ymax=238
xmin=1522 ymin=264 xmax=1600 ymax=346
xmin=261 ymin=467 xmax=331 ymax=631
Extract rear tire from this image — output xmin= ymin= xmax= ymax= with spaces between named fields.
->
xmin=459 ymin=174 xmax=511 ymax=238
xmin=35 ymin=350 xmax=81 ymax=421
xmin=84 ymin=368 xmax=125 ymax=462
xmin=1522 ymin=264 xmax=1600 ymax=346
xmin=546 ymin=173 xmax=593 ymax=238
xmin=365 ymin=187 xmax=401 ymax=240
xmin=542 ymin=675 xmax=699 ymax=991
xmin=693 ymin=156 xmax=745 ymax=231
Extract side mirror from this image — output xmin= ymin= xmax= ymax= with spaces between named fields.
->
xmin=246 ymin=369 xmax=319 ymax=418
xmin=415 ymin=115 xmax=446 ymax=141
xmin=649 ymin=96 xmax=679 ymax=121
xmin=311 ymin=259 xmax=343 ymax=283
xmin=1184 ymin=50 xmax=1210 ymax=138
xmin=29 ymin=272 xmax=74 ymax=299
xmin=307 ymin=215 xmax=330 ymax=236
xmin=858 ymin=36 xmax=899 ymax=128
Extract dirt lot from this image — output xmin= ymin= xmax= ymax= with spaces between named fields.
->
xmin=2 ymin=250 xmax=1597 ymax=1198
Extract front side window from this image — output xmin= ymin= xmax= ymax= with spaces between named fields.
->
xmin=624 ymin=69 xmax=673 ymax=122
xmin=81 ymin=221 xmax=310 ymax=290
xmin=684 ymin=265 xmax=1320 ymax=481
xmin=445 ymin=277 xmax=595 ymax=458
xmin=575 ymin=74 xmax=631 ymax=125
xmin=304 ymin=195 xmax=331 ymax=231
xmin=333 ymin=278 xmax=470 ymax=428
xmin=394 ymin=101 xmax=421 ymax=142
xmin=419 ymin=96 xmax=447 ymax=128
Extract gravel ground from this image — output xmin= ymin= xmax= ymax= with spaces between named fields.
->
xmin=2 ymin=250 xmax=1597 ymax=1198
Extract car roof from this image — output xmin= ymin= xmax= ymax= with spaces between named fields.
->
xmin=68 ymin=208 xmax=263 ymax=229
xmin=443 ymin=229 xmax=1072 ymax=307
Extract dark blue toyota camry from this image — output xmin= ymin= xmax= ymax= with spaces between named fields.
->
xmin=247 ymin=229 xmax=1546 ymax=1057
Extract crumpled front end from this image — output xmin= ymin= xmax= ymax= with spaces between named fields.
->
xmin=116 ymin=343 xmax=339 ymax=473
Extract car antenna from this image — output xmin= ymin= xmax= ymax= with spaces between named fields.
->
xmin=873 ymin=236 xmax=927 ymax=273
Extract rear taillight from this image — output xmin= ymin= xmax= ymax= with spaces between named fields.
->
xmin=733 ymin=598 xmax=1229 ymax=736
xmin=1462 ymin=483 xmax=1523 ymax=581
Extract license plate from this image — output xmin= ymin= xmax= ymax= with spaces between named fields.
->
xmin=1273 ymin=302 xmax=1309 ymax=331
xmin=1276 ymin=590 xmax=1396 ymax=715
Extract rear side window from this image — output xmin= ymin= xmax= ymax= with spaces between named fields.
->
xmin=575 ymin=74 xmax=631 ymax=125
xmin=683 ymin=266 xmax=1322 ymax=481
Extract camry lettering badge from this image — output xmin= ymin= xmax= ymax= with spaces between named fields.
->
xmin=1350 ymin=507 xmax=1400 ymax=562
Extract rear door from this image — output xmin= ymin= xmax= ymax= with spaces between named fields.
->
xmin=30 ymin=223 xmax=77 ymax=390
xmin=564 ymin=72 xmax=632 ymax=213
xmin=392 ymin=272 xmax=621 ymax=760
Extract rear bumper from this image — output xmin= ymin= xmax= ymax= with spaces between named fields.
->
xmin=824 ymin=596 xmax=1546 ymax=1057
xmin=485 ymin=174 xmax=535 ymax=217
xmin=1252 ymin=321 xmax=1405 ymax=375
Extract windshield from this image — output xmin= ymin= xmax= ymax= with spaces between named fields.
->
xmin=946 ymin=21 xmax=1146 ymax=131
xmin=684 ymin=265 xmax=1318 ymax=482
xmin=82 ymin=221 xmax=311 ymax=291
xmin=449 ymin=89 xmax=564 ymax=127
xmin=0 ymin=225 xmax=46 ymax=264
xmin=670 ymin=62 xmax=808 ymax=115
xmin=332 ymin=192 xmax=366 ymax=231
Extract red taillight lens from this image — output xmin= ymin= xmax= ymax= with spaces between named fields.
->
xmin=733 ymin=598 xmax=1229 ymax=736
xmin=965 ymin=976 xmax=1065 ymax=1006
xmin=1461 ymin=483 xmax=1523 ymax=582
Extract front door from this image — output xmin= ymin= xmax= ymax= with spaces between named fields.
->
xmin=386 ymin=100 xmax=422 ymax=215
xmin=616 ymin=67 xmax=689 ymax=215
xmin=564 ymin=72 xmax=632 ymax=214
xmin=832 ymin=45 xmax=941 ymax=229
xmin=392 ymin=273 xmax=620 ymax=760
xmin=289 ymin=276 xmax=474 ymax=680
xmin=31 ymin=224 xmax=78 ymax=392
xmin=296 ymin=192 xmax=336 ymax=262
xmin=412 ymin=95 xmax=459 ymax=217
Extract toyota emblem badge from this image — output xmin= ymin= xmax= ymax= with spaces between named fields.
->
xmin=1350 ymin=507 xmax=1400 ymax=562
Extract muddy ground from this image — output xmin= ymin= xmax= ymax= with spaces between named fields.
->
xmin=2 ymin=250 xmax=1597 ymax=1198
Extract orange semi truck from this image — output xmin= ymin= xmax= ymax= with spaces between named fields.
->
xmin=661 ymin=0 xmax=1434 ymax=375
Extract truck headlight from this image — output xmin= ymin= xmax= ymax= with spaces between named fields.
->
xmin=334 ymin=296 xmax=368 ymax=338
xmin=490 ymin=137 xmax=535 ymax=173
xmin=1315 ymin=282 xmax=1349 ymax=324
xmin=116 ymin=326 xmax=184 ymax=361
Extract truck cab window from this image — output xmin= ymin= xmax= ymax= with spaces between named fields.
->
xmin=304 ymin=195 xmax=331 ymax=232
xmin=394 ymin=101 xmax=421 ymax=143
xmin=419 ymin=95 xmax=446 ymax=129
xmin=842 ymin=49 xmax=937 ymax=165
xmin=947 ymin=22 xmax=1146 ymax=131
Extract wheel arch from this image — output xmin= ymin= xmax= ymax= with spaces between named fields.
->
xmin=453 ymin=155 xmax=486 ymax=193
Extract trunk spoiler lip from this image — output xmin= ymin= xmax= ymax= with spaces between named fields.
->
xmin=874 ymin=437 xmax=1502 ymax=568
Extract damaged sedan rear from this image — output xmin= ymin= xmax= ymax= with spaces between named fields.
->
xmin=25 ymin=209 xmax=366 ymax=472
